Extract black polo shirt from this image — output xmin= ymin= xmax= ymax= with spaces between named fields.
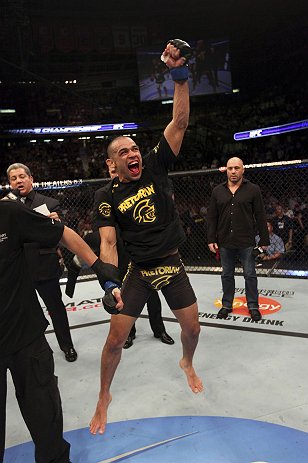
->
xmin=207 ymin=178 xmax=269 ymax=248
xmin=271 ymin=214 xmax=293 ymax=243
xmin=0 ymin=200 xmax=64 ymax=358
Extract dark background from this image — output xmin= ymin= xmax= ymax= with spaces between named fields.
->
xmin=1 ymin=0 xmax=307 ymax=93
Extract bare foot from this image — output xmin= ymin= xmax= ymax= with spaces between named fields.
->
xmin=89 ymin=393 xmax=112 ymax=435
xmin=179 ymin=359 xmax=203 ymax=393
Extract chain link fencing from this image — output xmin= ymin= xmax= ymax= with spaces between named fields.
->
xmin=1 ymin=159 xmax=307 ymax=279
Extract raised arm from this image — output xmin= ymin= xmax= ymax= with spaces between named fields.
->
xmin=164 ymin=80 xmax=189 ymax=156
xmin=162 ymin=40 xmax=191 ymax=156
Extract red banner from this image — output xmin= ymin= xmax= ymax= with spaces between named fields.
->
xmin=32 ymin=19 xmax=54 ymax=53
xmin=92 ymin=22 xmax=112 ymax=54
xmin=74 ymin=22 xmax=93 ymax=54
xmin=130 ymin=25 xmax=148 ymax=49
xmin=54 ymin=20 xmax=74 ymax=53
xmin=0 ymin=20 xmax=10 ymax=51
xmin=147 ymin=22 xmax=165 ymax=45
xmin=112 ymin=24 xmax=131 ymax=54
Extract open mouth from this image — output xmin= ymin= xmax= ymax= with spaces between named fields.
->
xmin=128 ymin=161 xmax=140 ymax=175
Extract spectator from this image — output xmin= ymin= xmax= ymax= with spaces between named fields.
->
xmin=292 ymin=208 xmax=307 ymax=256
xmin=271 ymin=204 xmax=293 ymax=249
xmin=256 ymin=221 xmax=285 ymax=261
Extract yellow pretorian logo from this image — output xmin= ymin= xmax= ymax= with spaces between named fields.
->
xmin=153 ymin=141 xmax=160 ymax=153
xmin=151 ymin=275 xmax=172 ymax=290
xmin=98 ymin=202 xmax=111 ymax=217
xmin=133 ymin=199 xmax=156 ymax=223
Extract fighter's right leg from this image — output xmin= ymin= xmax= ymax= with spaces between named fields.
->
xmin=90 ymin=313 xmax=137 ymax=435
xmin=90 ymin=265 xmax=154 ymax=435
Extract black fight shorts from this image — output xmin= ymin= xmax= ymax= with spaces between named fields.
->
xmin=120 ymin=252 xmax=197 ymax=318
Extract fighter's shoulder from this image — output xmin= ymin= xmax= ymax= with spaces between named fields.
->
xmin=143 ymin=136 xmax=174 ymax=165
xmin=95 ymin=180 xmax=114 ymax=199
xmin=94 ymin=180 xmax=119 ymax=210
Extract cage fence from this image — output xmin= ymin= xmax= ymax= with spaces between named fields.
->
xmin=1 ymin=160 xmax=307 ymax=279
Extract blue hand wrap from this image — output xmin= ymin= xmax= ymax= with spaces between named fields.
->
xmin=104 ymin=280 xmax=120 ymax=291
xmin=170 ymin=66 xmax=189 ymax=81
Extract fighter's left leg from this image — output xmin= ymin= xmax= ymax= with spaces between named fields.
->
xmin=161 ymin=256 xmax=202 ymax=393
xmin=172 ymin=302 xmax=203 ymax=393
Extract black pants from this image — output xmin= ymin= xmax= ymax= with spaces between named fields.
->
xmin=0 ymin=336 xmax=70 ymax=463
xmin=129 ymin=290 xmax=165 ymax=338
xmin=35 ymin=279 xmax=74 ymax=352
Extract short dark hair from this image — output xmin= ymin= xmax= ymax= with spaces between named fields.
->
xmin=107 ymin=136 xmax=127 ymax=160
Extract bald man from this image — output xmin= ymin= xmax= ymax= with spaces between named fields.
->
xmin=207 ymin=157 xmax=269 ymax=321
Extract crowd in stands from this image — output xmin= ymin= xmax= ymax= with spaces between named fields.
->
xmin=1 ymin=77 xmax=307 ymax=186
xmin=0 ymin=73 xmax=307 ymax=266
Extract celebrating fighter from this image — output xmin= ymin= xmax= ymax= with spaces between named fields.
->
xmin=90 ymin=39 xmax=203 ymax=436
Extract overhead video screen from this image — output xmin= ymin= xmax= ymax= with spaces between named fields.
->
xmin=137 ymin=38 xmax=232 ymax=101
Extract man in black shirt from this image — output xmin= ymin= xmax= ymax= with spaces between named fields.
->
xmin=0 ymin=200 xmax=121 ymax=463
xmin=90 ymin=39 xmax=203 ymax=437
xmin=207 ymin=157 xmax=269 ymax=321
xmin=271 ymin=204 xmax=293 ymax=248
xmin=7 ymin=163 xmax=77 ymax=363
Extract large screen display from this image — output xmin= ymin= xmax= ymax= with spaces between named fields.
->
xmin=137 ymin=38 xmax=232 ymax=101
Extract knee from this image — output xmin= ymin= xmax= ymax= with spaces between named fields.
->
xmin=222 ymin=274 xmax=234 ymax=280
xmin=183 ymin=320 xmax=200 ymax=339
xmin=244 ymin=269 xmax=257 ymax=279
xmin=221 ymin=269 xmax=235 ymax=278
xmin=106 ymin=331 xmax=127 ymax=351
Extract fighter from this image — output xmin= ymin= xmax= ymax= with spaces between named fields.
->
xmin=89 ymin=39 xmax=203 ymax=437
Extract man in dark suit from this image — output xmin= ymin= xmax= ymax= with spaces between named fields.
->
xmin=7 ymin=163 xmax=77 ymax=362
xmin=0 ymin=198 xmax=122 ymax=463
